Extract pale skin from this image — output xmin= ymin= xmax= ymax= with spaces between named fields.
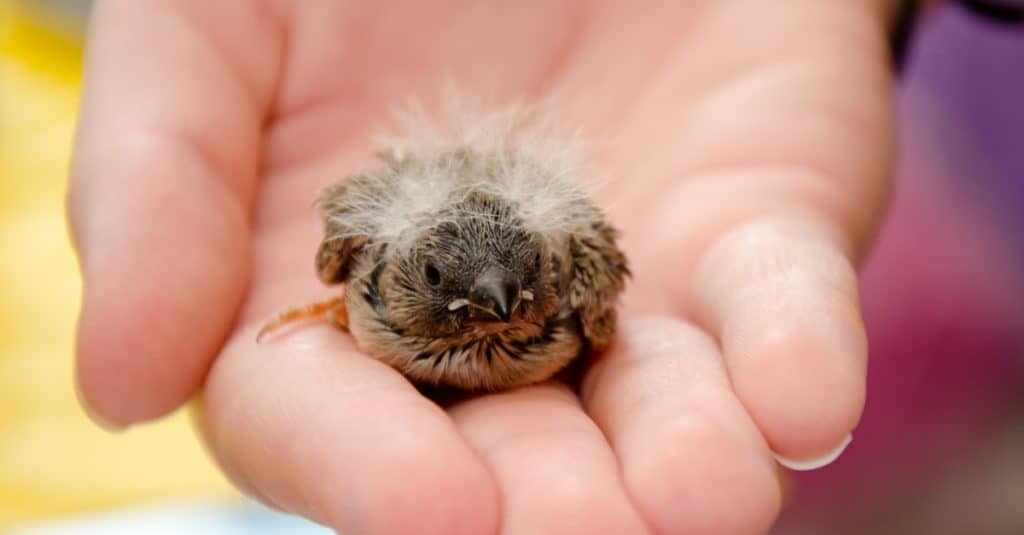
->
xmin=69 ymin=1 xmax=904 ymax=533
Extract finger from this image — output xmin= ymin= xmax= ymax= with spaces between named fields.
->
xmin=583 ymin=317 xmax=781 ymax=535
xmin=69 ymin=1 xmax=281 ymax=427
xmin=692 ymin=215 xmax=866 ymax=464
xmin=450 ymin=383 xmax=649 ymax=535
xmin=624 ymin=0 xmax=890 ymax=466
xmin=201 ymin=324 xmax=499 ymax=535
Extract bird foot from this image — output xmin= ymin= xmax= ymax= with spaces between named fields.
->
xmin=256 ymin=294 xmax=348 ymax=343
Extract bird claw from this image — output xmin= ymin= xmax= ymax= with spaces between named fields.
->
xmin=256 ymin=294 xmax=349 ymax=343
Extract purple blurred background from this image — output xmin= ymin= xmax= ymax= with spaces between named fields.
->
xmin=778 ymin=5 xmax=1024 ymax=533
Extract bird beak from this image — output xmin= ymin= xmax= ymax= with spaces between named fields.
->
xmin=469 ymin=266 xmax=520 ymax=322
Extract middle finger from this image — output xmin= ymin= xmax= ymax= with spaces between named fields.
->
xmin=450 ymin=382 xmax=649 ymax=535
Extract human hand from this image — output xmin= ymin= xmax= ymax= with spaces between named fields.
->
xmin=70 ymin=1 xmax=897 ymax=533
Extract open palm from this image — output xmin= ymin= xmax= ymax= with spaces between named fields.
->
xmin=71 ymin=2 xmax=896 ymax=533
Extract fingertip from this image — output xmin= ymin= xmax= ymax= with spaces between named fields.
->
xmin=74 ymin=291 xmax=145 ymax=428
xmin=73 ymin=356 xmax=127 ymax=432
xmin=726 ymin=311 xmax=866 ymax=462
xmin=74 ymin=284 xmax=205 ymax=427
xmin=74 ymin=228 xmax=247 ymax=427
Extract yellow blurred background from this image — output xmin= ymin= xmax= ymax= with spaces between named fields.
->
xmin=0 ymin=1 xmax=235 ymax=527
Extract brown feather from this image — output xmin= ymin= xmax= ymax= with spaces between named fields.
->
xmin=265 ymin=117 xmax=628 ymax=391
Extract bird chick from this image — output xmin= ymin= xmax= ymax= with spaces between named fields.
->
xmin=260 ymin=112 xmax=629 ymax=391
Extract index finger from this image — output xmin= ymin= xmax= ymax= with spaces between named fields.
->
xmin=69 ymin=0 xmax=281 ymax=427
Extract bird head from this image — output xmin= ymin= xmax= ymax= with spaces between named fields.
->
xmin=377 ymin=191 xmax=561 ymax=339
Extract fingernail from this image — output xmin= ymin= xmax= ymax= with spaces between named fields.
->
xmin=75 ymin=376 xmax=128 ymax=432
xmin=774 ymin=433 xmax=852 ymax=471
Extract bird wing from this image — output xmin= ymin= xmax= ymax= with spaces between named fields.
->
xmin=566 ymin=218 xmax=630 ymax=350
xmin=315 ymin=172 xmax=393 ymax=284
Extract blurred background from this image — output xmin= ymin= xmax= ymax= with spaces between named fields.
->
xmin=1 ymin=0 xmax=1021 ymax=533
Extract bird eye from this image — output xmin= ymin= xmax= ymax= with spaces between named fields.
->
xmin=425 ymin=263 xmax=441 ymax=286
xmin=534 ymin=252 xmax=542 ymax=271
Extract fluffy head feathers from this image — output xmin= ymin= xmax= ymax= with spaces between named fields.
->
xmin=320 ymin=97 xmax=598 ymax=256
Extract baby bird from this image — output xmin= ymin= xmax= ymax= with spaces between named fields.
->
xmin=260 ymin=111 xmax=629 ymax=391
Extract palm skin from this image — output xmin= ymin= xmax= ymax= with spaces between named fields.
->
xmin=70 ymin=1 xmax=897 ymax=533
